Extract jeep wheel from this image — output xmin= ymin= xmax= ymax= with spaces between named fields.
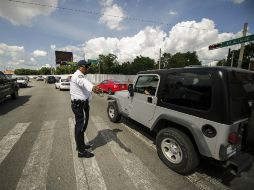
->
xmin=107 ymin=103 xmax=121 ymax=123
xmin=156 ymin=128 xmax=199 ymax=174
xmin=11 ymin=88 xmax=19 ymax=99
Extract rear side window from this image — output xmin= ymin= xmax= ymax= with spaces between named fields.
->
xmin=229 ymin=71 xmax=254 ymax=121
xmin=161 ymin=72 xmax=212 ymax=110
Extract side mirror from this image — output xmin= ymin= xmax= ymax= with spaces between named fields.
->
xmin=128 ymin=84 xmax=134 ymax=97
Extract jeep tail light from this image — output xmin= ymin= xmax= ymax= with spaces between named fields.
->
xmin=228 ymin=133 xmax=240 ymax=144
xmin=113 ymin=85 xmax=118 ymax=88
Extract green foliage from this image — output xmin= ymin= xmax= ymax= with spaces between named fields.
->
xmin=217 ymin=59 xmax=227 ymax=66
xmin=161 ymin=51 xmax=201 ymax=69
xmin=98 ymin=54 xmax=119 ymax=74
xmin=55 ymin=65 xmax=77 ymax=74
xmin=39 ymin=67 xmax=51 ymax=75
xmin=217 ymin=43 xmax=254 ymax=69
xmin=14 ymin=69 xmax=38 ymax=75
xmin=130 ymin=56 xmax=155 ymax=74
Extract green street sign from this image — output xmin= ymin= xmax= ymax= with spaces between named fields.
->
xmin=209 ymin=34 xmax=254 ymax=50
xmin=88 ymin=59 xmax=98 ymax=64
xmin=222 ymin=34 xmax=254 ymax=47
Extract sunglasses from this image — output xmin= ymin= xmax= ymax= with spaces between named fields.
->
xmin=81 ymin=65 xmax=90 ymax=69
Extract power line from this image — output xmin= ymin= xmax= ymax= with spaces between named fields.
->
xmin=8 ymin=0 xmax=213 ymax=31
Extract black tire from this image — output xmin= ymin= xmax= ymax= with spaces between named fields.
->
xmin=156 ymin=128 xmax=199 ymax=174
xmin=108 ymin=89 xmax=113 ymax=95
xmin=11 ymin=88 xmax=19 ymax=99
xmin=107 ymin=102 xmax=121 ymax=123
xmin=59 ymin=87 xmax=62 ymax=91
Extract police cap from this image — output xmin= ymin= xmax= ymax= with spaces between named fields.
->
xmin=77 ymin=60 xmax=91 ymax=67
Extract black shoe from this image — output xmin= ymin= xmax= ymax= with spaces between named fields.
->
xmin=84 ymin=144 xmax=92 ymax=149
xmin=76 ymin=144 xmax=92 ymax=151
xmin=78 ymin=150 xmax=94 ymax=158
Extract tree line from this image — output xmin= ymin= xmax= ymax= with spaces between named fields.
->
xmin=15 ymin=51 xmax=201 ymax=75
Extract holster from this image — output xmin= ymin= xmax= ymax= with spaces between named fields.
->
xmin=71 ymin=99 xmax=89 ymax=110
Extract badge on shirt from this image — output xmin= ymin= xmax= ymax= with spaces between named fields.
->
xmin=78 ymin=75 xmax=84 ymax=78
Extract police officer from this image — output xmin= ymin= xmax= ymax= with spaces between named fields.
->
xmin=70 ymin=60 xmax=101 ymax=158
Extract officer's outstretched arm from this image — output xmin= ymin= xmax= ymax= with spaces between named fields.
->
xmin=92 ymin=85 xmax=101 ymax=94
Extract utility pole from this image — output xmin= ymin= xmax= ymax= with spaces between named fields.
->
xmin=237 ymin=23 xmax=248 ymax=68
xmin=159 ymin=48 xmax=161 ymax=69
xmin=231 ymin=51 xmax=235 ymax=67
xmin=226 ymin=48 xmax=231 ymax=66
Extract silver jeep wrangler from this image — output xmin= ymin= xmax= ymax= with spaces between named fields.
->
xmin=107 ymin=67 xmax=254 ymax=174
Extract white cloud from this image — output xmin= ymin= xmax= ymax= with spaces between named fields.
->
xmin=0 ymin=44 xmax=54 ymax=70
xmin=101 ymin=0 xmax=114 ymax=7
xmin=50 ymin=44 xmax=56 ymax=50
xmin=0 ymin=43 xmax=25 ymax=57
xmin=0 ymin=0 xmax=58 ymax=26
xmin=232 ymin=0 xmax=245 ymax=4
xmin=84 ymin=26 xmax=166 ymax=62
xmin=30 ymin=57 xmax=36 ymax=62
xmin=163 ymin=18 xmax=236 ymax=64
xmin=33 ymin=50 xmax=47 ymax=57
xmin=169 ymin=10 xmax=178 ymax=15
xmin=99 ymin=0 xmax=126 ymax=30
xmin=84 ymin=18 xmax=242 ymax=66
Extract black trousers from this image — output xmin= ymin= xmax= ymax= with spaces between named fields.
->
xmin=71 ymin=100 xmax=90 ymax=152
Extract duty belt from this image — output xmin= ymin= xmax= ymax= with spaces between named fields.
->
xmin=71 ymin=99 xmax=88 ymax=103
xmin=71 ymin=99 xmax=89 ymax=108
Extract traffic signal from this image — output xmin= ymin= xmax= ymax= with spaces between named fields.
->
xmin=208 ymin=43 xmax=222 ymax=50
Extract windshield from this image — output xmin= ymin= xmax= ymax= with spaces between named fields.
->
xmin=229 ymin=71 xmax=254 ymax=121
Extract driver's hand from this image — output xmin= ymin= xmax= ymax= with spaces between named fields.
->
xmin=92 ymin=85 xmax=102 ymax=94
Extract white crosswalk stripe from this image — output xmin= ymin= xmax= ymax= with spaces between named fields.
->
xmin=68 ymin=118 xmax=106 ymax=190
xmin=16 ymin=121 xmax=56 ymax=190
xmin=0 ymin=123 xmax=30 ymax=165
xmin=92 ymin=116 xmax=168 ymax=190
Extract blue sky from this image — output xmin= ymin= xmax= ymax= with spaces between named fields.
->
xmin=0 ymin=0 xmax=253 ymax=70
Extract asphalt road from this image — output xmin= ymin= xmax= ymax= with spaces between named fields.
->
xmin=0 ymin=80 xmax=253 ymax=190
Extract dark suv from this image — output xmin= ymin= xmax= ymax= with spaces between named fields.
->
xmin=107 ymin=67 xmax=254 ymax=174
xmin=0 ymin=71 xmax=19 ymax=101
xmin=45 ymin=76 xmax=56 ymax=84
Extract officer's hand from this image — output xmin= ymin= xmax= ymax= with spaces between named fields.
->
xmin=92 ymin=85 xmax=102 ymax=94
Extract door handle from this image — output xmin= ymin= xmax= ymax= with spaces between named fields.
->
xmin=147 ymin=97 xmax=152 ymax=103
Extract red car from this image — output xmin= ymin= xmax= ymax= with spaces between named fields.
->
xmin=98 ymin=80 xmax=128 ymax=94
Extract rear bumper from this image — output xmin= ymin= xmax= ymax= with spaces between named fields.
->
xmin=226 ymin=152 xmax=253 ymax=175
xmin=60 ymin=85 xmax=70 ymax=90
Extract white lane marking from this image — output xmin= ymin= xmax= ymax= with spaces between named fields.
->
xmin=69 ymin=118 xmax=106 ymax=190
xmin=120 ymin=121 xmax=229 ymax=190
xmin=92 ymin=116 xmax=167 ymax=190
xmin=16 ymin=121 xmax=56 ymax=190
xmin=0 ymin=123 xmax=30 ymax=165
